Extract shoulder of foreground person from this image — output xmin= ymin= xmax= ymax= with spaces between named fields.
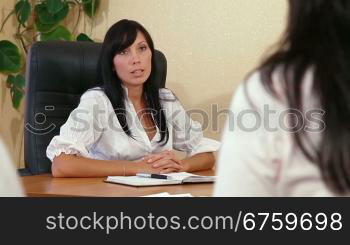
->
xmin=0 ymin=140 xmax=24 ymax=197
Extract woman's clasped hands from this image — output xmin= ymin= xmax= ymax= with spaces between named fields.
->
xmin=136 ymin=150 xmax=188 ymax=174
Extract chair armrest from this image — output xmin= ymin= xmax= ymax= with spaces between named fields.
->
xmin=18 ymin=168 xmax=32 ymax=176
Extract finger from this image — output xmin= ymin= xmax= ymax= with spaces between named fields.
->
xmin=151 ymin=158 xmax=173 ymax=168
xmin=170 ymin=157 xmax=182 ymax=165
xmin=144 ymin=150 xmax=172 ymax=161
xmin=142 ymin=154 xmax=156 ymax=161
xmin=143 ymin=153 xmax=162 ymax=161
xmin=150 ymin=152 xmax=179 ymax=163
xmin=145 ymin=154 xmax=165 ymax=164
xmin=157 ymin=162 xmax=182 ymax=171
xmin=146 ymin=151 xmax=171 ymax=163
xmin=162 ymin=151 xmax=181 ymax=164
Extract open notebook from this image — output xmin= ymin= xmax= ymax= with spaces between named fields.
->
xmin=105 ymin=172 xmax=216 ymax=187
xmin=142 ymin=192 xmax=193 ymax=197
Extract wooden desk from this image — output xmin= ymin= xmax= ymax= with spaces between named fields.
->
xmin=21 ymin=170 xmax=214 ymax=197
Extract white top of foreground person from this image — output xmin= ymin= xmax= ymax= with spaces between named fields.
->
xmin=214 ymin=71 xmax=336 ymax=197
xmin=0 ymin=138 xmax=24 ymax=197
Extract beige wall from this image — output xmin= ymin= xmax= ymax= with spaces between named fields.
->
xmin=92 ymin=0 xmax=287 ymax=139
xmin=0 ymin=0 xmax=287 ymax=168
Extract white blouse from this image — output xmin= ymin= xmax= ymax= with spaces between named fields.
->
xmin=214 ymin=70 xmax=336 ymax=197
xmin=46 ymin=87 xmax=220 ymax=162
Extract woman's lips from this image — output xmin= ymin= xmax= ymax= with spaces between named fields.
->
xmin=131 ymin=69 xmax=144 ymax=76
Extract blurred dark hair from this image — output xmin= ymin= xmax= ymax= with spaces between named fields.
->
xmin=258 ymin=0 xmax=350 ymax=193
xmin=97 ymin=19 xmax=169 ymax=145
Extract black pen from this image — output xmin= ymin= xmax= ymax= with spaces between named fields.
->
xmin=136 ymin=173 xmax=169 ymax=179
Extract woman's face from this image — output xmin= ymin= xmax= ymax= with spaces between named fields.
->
xmin=113 ymin=31 xmax=152 ymax=87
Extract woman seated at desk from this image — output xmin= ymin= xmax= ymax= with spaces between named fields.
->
xmin=46 ymin=19 xmax=220 ymax=177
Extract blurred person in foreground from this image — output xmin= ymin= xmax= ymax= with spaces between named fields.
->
xmin=0 ymin=138 xmax=24 ymax=196
xmin=214 ymin=0 xmax=350 ymax=196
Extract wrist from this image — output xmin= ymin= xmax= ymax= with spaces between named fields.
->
xmin=118 ymin=161 xmax=139 ymax=176
xmin=181 ymin=160 xmax=191 ymax=172
xmin=126 ymin=162 xmax=139 ymax=176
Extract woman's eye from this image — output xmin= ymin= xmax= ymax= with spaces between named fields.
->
xmin=139 ymin=45 xmax=147 ymax=51
xmin=118 ymin=50 xmax=128 ymax=55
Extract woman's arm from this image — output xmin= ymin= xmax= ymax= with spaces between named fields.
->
xmin=181 ymin=152 xmax=215 ymax=172
xmin=52 ymin=153 xmax=165 ymax=177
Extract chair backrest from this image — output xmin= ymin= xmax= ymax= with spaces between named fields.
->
xmin=24 ymin=41 xmax=167 ymax=175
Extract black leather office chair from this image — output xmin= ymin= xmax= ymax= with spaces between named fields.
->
xmin=22 ymin=41 xmax=167 ymax=175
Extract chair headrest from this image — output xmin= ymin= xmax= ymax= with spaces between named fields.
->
xmin=26 ymin=40 xmax=167 ymax=94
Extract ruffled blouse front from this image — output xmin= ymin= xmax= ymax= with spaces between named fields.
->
xmin=46 ymin=87 xmax=220 ymax=162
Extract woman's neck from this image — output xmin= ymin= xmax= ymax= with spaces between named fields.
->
xmin=124 ymin=84 xmax=144 ymax=105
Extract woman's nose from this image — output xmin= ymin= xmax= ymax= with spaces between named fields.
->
xmin=130 ymin=51 xmax=141 ymax=64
